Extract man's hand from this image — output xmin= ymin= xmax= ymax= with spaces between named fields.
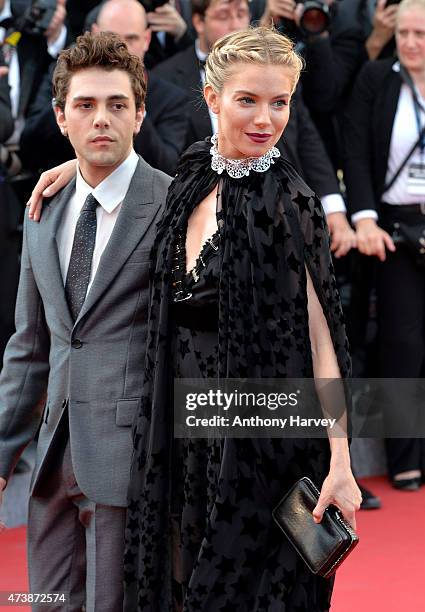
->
xmin=147 ymin=3 xmax=187 ymax=40
xmin=44 ymin=0 xmax=66 ymax=46
xmin=366 ymin=0 xmax=397 ymax=60
xmin=327 ymin=212 xmax=357 ymax=258
xmin=0 ymin=66 xmax=8 ymax=79
xmin=355 ymin=217 xmax=396 ymax=261
xmin=0 ymin=477 xmax=7 ymax=533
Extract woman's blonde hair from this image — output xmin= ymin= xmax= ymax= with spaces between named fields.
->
xmin=204 ymin=26 xmax=304 ymax=95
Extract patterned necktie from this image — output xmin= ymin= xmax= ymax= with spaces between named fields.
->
xmin=65 ymin=193 xmax=99 ymax=321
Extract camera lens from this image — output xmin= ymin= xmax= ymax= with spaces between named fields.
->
xmin=300 ymin=1 xmax=330 ymax=36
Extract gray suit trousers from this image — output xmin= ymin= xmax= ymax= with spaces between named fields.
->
xmin=28 ymin=430 xmax=126 ymax=612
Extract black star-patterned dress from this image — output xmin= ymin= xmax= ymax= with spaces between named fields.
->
xmin=124 ymin=139 xmax=351 ymax=611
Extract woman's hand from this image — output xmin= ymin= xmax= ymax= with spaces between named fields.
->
xmin=313 ymin=463 xmax=362 ymax=530
xmin=355 ymin=217 xmax=395 ymax=261
xmin=27 ymin=159 xmax=78 ymax=221
xmin=327 ymin=212 xmax=357 ymax=258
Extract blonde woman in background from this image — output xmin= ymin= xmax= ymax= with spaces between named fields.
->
xmin=344 ymin=0 xmax=425 ymax=492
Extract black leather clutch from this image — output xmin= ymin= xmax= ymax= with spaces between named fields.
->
xmin=272 ymin=476 xmax=359 ymax=578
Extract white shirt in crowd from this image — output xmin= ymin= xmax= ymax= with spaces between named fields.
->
xmin=352 ymin=62 xmax=425 ymax=224
xmin=56 ymin=150 xmax=139 ymax=294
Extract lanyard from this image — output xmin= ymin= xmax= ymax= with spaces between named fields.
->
xmin=400 ymin=65 xmax=425 ymax=156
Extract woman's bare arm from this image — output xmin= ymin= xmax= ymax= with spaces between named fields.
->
xmin=306 ymin=269 xmax=362 ymax=528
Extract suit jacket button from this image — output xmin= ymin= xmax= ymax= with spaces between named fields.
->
xmin=72 ymin=338 xmax=83 ymax=349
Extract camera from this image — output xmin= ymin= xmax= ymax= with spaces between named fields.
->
xmin=16 ymin=0 xmax=57 ymax=36
xmin=297 ymin=1 xmax=331 ymax=36
xmin=140 ymin=0 xmax=169 ymax=12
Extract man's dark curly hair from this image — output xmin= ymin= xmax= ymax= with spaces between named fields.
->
xmin=53 ymin=31 xmax=146 ymax=111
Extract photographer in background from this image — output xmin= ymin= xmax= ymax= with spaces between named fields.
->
xmin=344 ymin=0 xmax=425 ymax=491
xmin=144 ymin=0 xmax=195 ymax=67
xmin=365 ymin=0 xmax=398 ymax=60
xmin=0 ymin=51 xmax=13 ymax=142
xmin=0 ymin=0 xmax=67 ymax=364
xmin=20 ymin=0 xmax=189 ymax=174
xmin=260 ymin=0 xmax=367 ymax=167
xmin=0 ymin=0 xmax=67 ymax=145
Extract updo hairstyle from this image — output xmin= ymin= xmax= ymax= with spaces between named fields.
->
xmin=204 ymin=26 xmax=304 ymax=95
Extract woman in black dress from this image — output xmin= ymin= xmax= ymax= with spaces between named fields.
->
xmin=123 ymin=27 xmax=361 ymax=612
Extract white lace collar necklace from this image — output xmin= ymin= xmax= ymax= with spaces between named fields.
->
xmin=209 ymin=133 xmax=280 ymax=178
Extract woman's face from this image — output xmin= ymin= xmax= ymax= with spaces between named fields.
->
xmin=396 ymin=7 xmax=425 ymax=73
xmin=205 ymin=62 xmax=294 ymax=159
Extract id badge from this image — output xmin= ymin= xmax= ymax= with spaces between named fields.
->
xmin=407 ymin=161 xmax=425 ymax=195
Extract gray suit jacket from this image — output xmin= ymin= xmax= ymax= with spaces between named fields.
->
xmin=0 ymin=156 xmax=171 ymax=507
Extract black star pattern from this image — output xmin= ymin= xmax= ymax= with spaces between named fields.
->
xmin=211 ymin=581 xmax=227 ymax=597
xmin=241 ymin=512 xmax=264 ymax=538
xmin=214 ymin=497 xmax=238 ymax=524
xmin=261 ymin=240 xmax=279 ymax=269
xmin=252 ymin=205 xmax=273 ymax=233
xmin=261 ymin=272 xmax=275 ymax=296
xmin=215 ymin=555 xmax=236 ymax=574
xmin=287 ymin=251 xmax=301 ymax=273
xmin=293 ymin=191 xmax=313 ymax=214
xmin=125 ymin=143 xmax=349 ymax=611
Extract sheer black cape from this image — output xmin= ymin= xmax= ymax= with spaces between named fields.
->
xmin=124 ymin=139 xmax=351 ymax=611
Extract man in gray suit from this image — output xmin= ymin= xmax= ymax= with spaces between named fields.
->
xmin=0 ymin=31 xmax=171 ymax=611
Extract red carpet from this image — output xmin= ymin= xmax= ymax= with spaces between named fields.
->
xmin=332 ymin=476 xmax=425 ymax=611
xmin=0 ymin=477 xmax=424 ymax=611
xmin=0 ymin=526 xmax=29 ymax=611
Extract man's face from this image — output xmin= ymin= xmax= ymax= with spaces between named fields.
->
xmin=193 ymin=0 xmax=250 ymax=52
xmin=93 ymin=3 xmax=151 ymax=60
xmin=55 ymin=67 xmax=143 ymax=183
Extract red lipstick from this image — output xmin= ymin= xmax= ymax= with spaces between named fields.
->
xmin=246 ymin=133 xmax=272 ymax=144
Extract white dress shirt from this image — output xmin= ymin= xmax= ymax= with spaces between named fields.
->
xmin=56 ymin=150 xmax=139 ymax=294
xmin=383 ymin=83 xmax=425 ymax=205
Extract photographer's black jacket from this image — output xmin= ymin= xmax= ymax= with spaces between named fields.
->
xmin=343 ymin=58 xmax=405 ymax=217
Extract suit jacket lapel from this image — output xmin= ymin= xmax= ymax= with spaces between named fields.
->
xmin=380 ymin=69 xmax=402 ymax=165
xmin=377 ymin=67 xmax=402 ymax=194
xmin=75 ymin=158 xmax=158 ymax=324
xmin=36 ymin=179 xmax=76 ymax=330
